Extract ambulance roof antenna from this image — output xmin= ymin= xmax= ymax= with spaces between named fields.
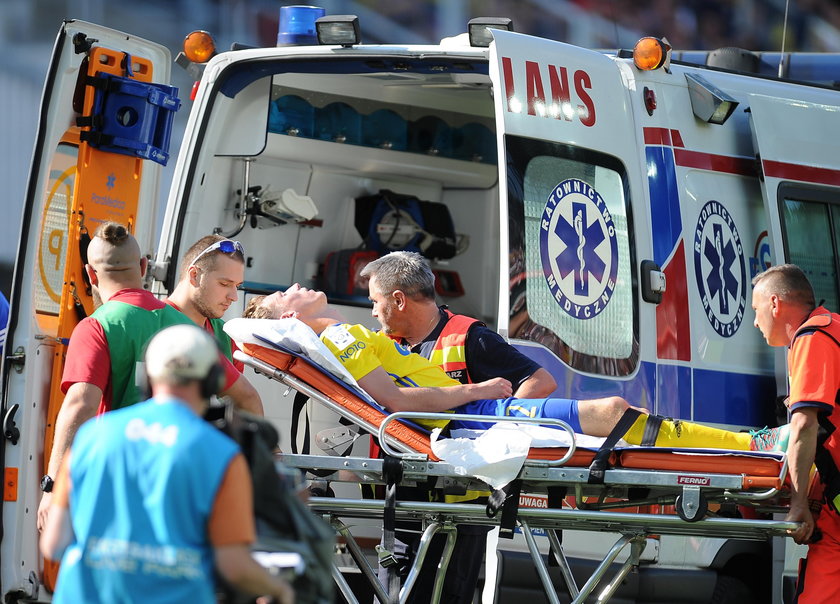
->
xmin=778 ymin=0 xmax=791 ymax=78
xmin=609 ymin=0 xmax=620 ymax=50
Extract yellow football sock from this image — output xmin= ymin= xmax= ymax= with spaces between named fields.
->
xmin=623 ymin=415 xmax=751 ymax=450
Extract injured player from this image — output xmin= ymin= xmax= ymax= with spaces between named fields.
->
xmin=243 ymin=284 xmax=788 ymax=452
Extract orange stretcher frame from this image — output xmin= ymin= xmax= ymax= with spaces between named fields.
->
xmin=239 ymin=341 xmax=787 ymax=493
xmin=618 ymin=449 xmax=786 ymax=489
xmin=243 ymin=342 xmax=607 ymax=468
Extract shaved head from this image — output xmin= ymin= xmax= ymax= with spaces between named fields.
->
xmin=86 ymin=223 xmax=145 ymax=303
xmin=87 ymin=222 xmax=141 ymax=274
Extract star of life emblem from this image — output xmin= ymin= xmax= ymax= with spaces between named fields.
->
xmin=539 ymin=178 xmax=619 ymax=320
xmin=693 ymin=200 xmax=747 ymax=337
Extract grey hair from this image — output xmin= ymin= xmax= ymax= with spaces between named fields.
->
xmin=360 ymin=251 xmax=435 ymax=299
xmin=752 ymin=264 xmax=816 ymax=309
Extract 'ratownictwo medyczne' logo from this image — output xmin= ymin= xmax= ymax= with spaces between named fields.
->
xmin=539 ymin=178 xmax=619 ymax=320
xmin=693 ymin=199 xmax=746 ymax=337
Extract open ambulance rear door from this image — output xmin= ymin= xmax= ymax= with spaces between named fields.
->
xmin=486 ymin=30 xmax=663 ymax=593
xmin=1 ymin=21 xmax=173 ymax=599
xmin=488 ymin=29 xmax=651 ymax=395
xmin=749 ymin=94 xmax=840 ymax=310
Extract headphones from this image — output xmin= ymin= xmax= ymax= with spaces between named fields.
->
xmin=199 ymin=361 xmax=226 ymax=399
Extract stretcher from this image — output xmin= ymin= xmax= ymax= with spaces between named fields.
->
xmin=225 ymin=319 xmax=798 ymax=604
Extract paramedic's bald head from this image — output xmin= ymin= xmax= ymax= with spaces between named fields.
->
xmin=87 ymin=222 xmax=143 ymax=274
xmin=86 ymin=222 xmax=146 ymax=302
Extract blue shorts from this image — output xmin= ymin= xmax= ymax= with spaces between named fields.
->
xmin=453 ymin=397 xmax=581 ymax=432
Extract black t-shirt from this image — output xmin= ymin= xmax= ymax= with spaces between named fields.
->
xmin=408 ymin=307 xmax=541 ymax=389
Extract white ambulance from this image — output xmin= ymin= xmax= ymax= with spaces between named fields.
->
xmin=4 ymin=8 xmax=840 ymax=603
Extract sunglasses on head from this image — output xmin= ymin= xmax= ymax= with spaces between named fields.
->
xmin=189 ymin=239 xmax=245 ymax=269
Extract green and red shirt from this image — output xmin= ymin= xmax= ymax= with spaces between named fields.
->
xmin=62 ymin=289 xmax=237 ymax=414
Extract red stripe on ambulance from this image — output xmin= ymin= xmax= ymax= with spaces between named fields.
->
xmin=763 ymin=159 xmax=840 ymax=187
xmin=644 ymin=124 xmax=840 ymax=184
xmin=643 ymin=127 xmax=686 ymax=147
xmin=674 ymin=149 xmax=757 ymax=177
xmin=643 ymin=126 xmax=755 ymax=176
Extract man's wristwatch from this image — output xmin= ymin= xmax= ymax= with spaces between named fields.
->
xmin=40 ymin=475 xmax=54 ymax=493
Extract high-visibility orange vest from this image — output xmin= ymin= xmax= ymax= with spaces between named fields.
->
xmin=792 ymin=309 xmax=840 ymax=512
xmin=429 ymin=310 xmax=480 ymax=384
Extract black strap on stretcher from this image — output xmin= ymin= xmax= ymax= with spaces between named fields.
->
xmin=70 ymin=282 xmax=86 ymax=323
xmin=588 ymin=408 xmax=639 ymax=484
xmin=76 ymin=73 xmax=131 ymax=147
xmin=485 ymin=479 xmax=523 ymax=539
xmin=588 ymin=407 xmax=661 ymax=484
xmin=290 ymin=391 xmax=311 ymax=456
xmin=70 ymin=216 xmax=92 ymax=322
xmin=381 ymin=455 xmax=403 ymax=601
xmin=78 ymin=222 xmax=92 ymax=296
xmin=546 ymin=486 xmax=567 ymax=567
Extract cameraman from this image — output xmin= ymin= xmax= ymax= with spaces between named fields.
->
xmin=40 ymin=325 xmax=293 ymax=604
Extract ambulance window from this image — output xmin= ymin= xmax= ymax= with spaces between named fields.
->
xmin=506 ymin=136 xmax=637 ymax=376
xmin=781 ymin=189 xmax=840 ymax=310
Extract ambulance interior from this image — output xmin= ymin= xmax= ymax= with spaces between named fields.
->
xmin=170 ymin=56 xmax=499 ymax=327
xmin=165 ymin=56 xmax=501 ymax=469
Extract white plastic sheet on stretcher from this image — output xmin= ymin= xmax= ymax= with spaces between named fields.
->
xmin=224 ymin=318 xmax=798 ymax=604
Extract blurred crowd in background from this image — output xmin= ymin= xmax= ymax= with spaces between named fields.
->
xmin=23 ymin=0 xmax=827 ymax=54
xmin=348 ymin=0 xmax=840 ymax=51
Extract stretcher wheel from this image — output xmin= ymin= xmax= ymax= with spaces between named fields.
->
xmin=675 ymin=492 xmax=708 ymax=522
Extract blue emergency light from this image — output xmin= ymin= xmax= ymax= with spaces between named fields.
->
xmin=277 ymin=5 xmax=325 ymax=46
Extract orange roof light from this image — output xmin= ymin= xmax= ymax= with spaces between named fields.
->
xmin=183 ymin=30 xmax=217 ymax=64
xmin=633 ymin=37 xmax=671 ymax=71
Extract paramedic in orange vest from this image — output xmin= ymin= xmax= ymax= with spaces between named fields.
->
xmin=752 ymin=263 xmax=840 ymax=603
xmin=359 ymin=251 xmax=557 ymax=604
xmin=360 ymin=251 xmax=557 ymax=398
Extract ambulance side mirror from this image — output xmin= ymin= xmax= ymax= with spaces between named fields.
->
xmin=641 ymin=260 xmax=666 ymax=304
